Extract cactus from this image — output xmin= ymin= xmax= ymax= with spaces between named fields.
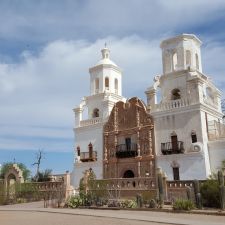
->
xmin=136 ymin=194 xmax=143 ymax=208
xmin=193 ymin=180 xmax=202 ymax=209
xmin=218 ymin=170 xmax=224 ymax=186
xmin=149 ymin=199 xmax=157 ymax=208
xmin=194 ymin=180 xmax=200 ymax=194
xmin=157 ymin=170 xmax=164 ymax=208
xmin=196 ymin=193 xmax=202 ymax=209
xmin=186 ymin=186 xmax=192 ymax=200
xmin=218 ymin=170 xmax=225 ymax=210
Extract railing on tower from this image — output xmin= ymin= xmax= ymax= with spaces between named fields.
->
xmin=80 ymin=118 xmax=103 ymax=127
xmin=152 ymin=98 xmax=190 ymax=112
xmin=116 ymin=143 xmax=138 ymax=158
xmin=161 ymin=141 xmax=184 ymax=155
xmin=80 ymin=151 xmax=97 ymax=162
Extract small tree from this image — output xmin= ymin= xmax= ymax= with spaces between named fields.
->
xmin=33 ymin=169 xmax=52 ymax=182
xmin=32 ymin=150 xmax=44 ymax=181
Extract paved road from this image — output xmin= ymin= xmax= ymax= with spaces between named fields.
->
xmin=0 ymin=202 xmax=224 ymax=225
xmin=0 ymin=211 xmax=174 ymax=225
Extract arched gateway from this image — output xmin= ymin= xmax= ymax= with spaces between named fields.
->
xmin=4 ymin=164 xmax=24 ymax=199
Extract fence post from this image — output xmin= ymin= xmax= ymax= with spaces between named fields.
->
xmin=218 ymin=170 xmax=225 ymax=210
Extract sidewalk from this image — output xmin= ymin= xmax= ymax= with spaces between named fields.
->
xmin=0 ymin=205 xmax=224 ymax=225
xmin=0 ymin=201 xmax=225 ymax=216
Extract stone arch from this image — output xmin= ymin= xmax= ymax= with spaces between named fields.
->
xmin=171 ymin=88 xmax=181 ymax=100
xmin=172 ymin=52 xmax=178 ymax=71
xmin=195 ymin=53 xmax=199 ymax=70
xmin=164 ymin=51 xmax=172 ymax=73
xmin=4 ymin=164 xmax=24 ymax=198
xmin=123 ymin=170 xmax=135 ymax=178
xmin=95 ymin=78 xmax=99 ymax=93
xmin=105 ymin=77 xmax=109 ymax=89
xmin=114 ymin=78 xmax=118 ymax=94
xmin=186 ymin=50 xmax=191 ymax=67
xmin=93 ymin=108 xmax=99 ymax=118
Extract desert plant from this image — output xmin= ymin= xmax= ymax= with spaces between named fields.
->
xmin=157 ymin=170 xmax=164 ymax=208
xmin=148 ymin=199 xmax=157 ymax=208
xmin=66 ymin=195 xmax=82 ymax=208
xmin=120 ymin=199 xmax=137 ymax=208
xmin=136 ymin=194 xmax=143 ymax=208
xmin=200 ymin=179 xmax=220 ymax=208
xmin=193 ymin=180 xmax=202 ymax=209
xmin=186 ymin=186 xmax=192 ymax=200
xmin=173 ymin=199 xmax=195 ymax=211
xmin=218 ymin=170 xmax=225 ymax=210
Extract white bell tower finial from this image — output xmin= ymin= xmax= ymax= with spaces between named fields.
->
xmin=101 ymin=43 xmax=110 ymax=59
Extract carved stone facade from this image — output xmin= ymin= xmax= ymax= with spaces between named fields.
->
xmin=103 ymin=97 xmax=156 ymax=180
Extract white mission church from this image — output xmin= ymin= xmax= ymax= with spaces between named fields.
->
xmin=71 ymin=34 xmax=225 ymax=190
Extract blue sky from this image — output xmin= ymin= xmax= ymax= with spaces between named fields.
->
xmin=1 ymin=0 xmax=225 ymax=175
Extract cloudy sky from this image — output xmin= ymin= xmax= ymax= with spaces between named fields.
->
xmin=1 ymin=0 xmax=225 ymax=174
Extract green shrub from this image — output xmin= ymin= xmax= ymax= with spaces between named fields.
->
xmin=66 ymin=195 xmax=82 ymax=208
xmin=16 ymin=198 xmax=27 ymax=204
xmin=120 ymin=199 xmax=137 ymax=208
xmin=141 ymin=191 xmax=156 ymax=204
xmin=148 ymin=199 xmax=157 ymax=208
xmin=173 ymin=199 xmax=195 ymax=211
xmin=200 ymin=179 xmax=220 ymax=208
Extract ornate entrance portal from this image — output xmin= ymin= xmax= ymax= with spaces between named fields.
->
xmin=123 ymin=170 xmax=134 ymax=178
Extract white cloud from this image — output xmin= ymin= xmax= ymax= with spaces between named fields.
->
xmin=0 ymin=0 xmax=225 ymax=42
xmin=0 ymin=36 xmax=161 ymax=152
xmin=0 ymin=34 xmax=225 ymax=152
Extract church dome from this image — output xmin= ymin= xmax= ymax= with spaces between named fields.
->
xmin=95 ymin=46 xmax=118 ymax=67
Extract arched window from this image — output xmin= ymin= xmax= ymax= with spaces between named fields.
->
xmin=95 ymin=78 xmax=99 ymax=93
xmin=88 ymin=143 xmax=93 ymax=159
xmin=105 ymin=77 xmax=109 ymax=89
xmin=115 ymin=78 xmax=118 ymax=94
xmin=123 ymin=170 xmax=134 ymax=178
xmin=171 ymin=88 xmax=181 ymax=100
xmin=206 ymin=87 xmax=214 ymax=101
xmin=93 ymin=108 xmax=99 ymax=118
xmin=164 ymin=52 xmax=171 ymax=73
xmin=195 ymin=53 xmax=199 ymax=70
xmin=191 ymin=131 xmax=197 ymax=143
xmin=172 ymin=52 xmax=178 ymax=71
xmin=171 ymin=133 xmax=178 ymax=152
xmin=186 ymin=50 xmax=191 ymax=67
xmin=173 ymin=167 xmax=180 ymax=180
xmin=77 ymin=146 xmax=80 ymax=156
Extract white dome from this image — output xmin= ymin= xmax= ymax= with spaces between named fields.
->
xmin=95 ymin=46 xmax=118 ymax=67
xmin=95 ymin=58 xmax=117 ymax=67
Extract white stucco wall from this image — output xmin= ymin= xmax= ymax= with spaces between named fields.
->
xmin=153 ymin=108 xmax=211 ymax=180
xmin=71 ymin=124 xmax=104 ymax=188
xmin=208 ymin=139 xmax=225 ymax=173
xmin=157 ymin=152 xmax=207 ymax=180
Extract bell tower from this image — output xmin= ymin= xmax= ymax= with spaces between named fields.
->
xmin=71 ymin=45 xmax=125 ymax=189
xmin=90 ymin=45 xmax=122 ymax=96
xmin=161 ymin=34 xmax=202 ymax=74
xmin=146 ymin=34 xmax=222 ymax=181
